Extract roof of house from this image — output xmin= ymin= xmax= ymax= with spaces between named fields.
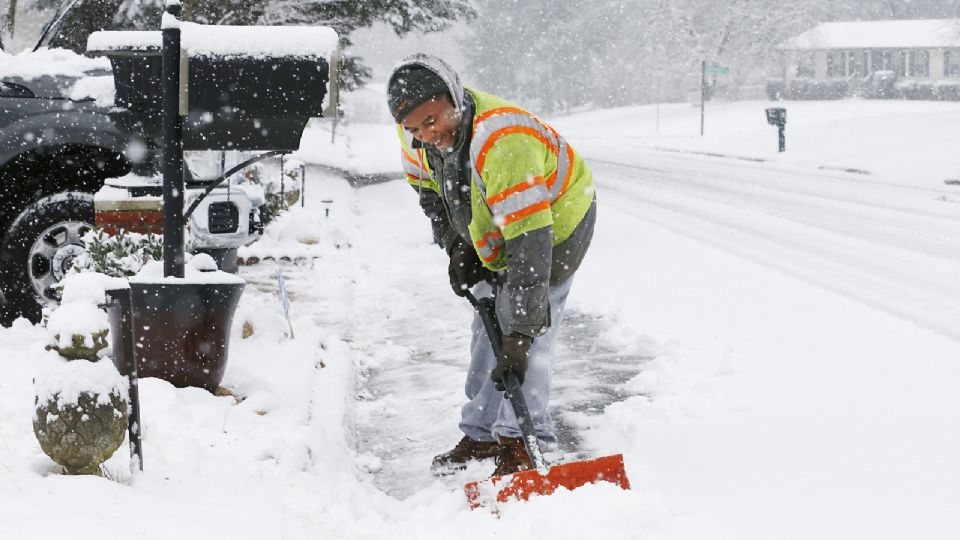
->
xmin=780 ymin=19 xmax=960 ymax=50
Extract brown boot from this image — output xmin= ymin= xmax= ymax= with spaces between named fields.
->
xmin=431 ymin=436 xmax=500 ymax=474
xmin=492 ymin=437 xmax=534 ymax=477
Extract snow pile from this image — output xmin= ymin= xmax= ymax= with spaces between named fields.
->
xmin=68 ymin=75 xmax=115 ymax=106
xmin=59 ymin=267 xmax=130 ymax=305
xmin=45 ymin=302 xmax=109 ymax=353
xmin=237 ymin=169 xmax=355 ymax=261
xmin=88 ymin=24 xmax=339 ymax=60
xmin=183 ymin=23 xmax=339 ymax=59
xmin=45 ymin=272 xmax=126 ymax=352
xmin=780 ymin=18 xmax=960 ymax=50
xmin=0 ymin=47 xmax=110 ymax=79
xmin=32 ymin=351 xmax=128 ymax=410
xmin=130 ymin=257 xmax=244 ymax=285
xmin=35 ymin=272 xmax=129 ymax=410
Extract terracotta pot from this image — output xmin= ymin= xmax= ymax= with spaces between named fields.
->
xmin=108 ymin=282 xmax=244 ymax=391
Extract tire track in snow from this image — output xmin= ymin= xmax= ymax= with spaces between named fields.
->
xmin=587 ymin=152 xmax=960 ymax=341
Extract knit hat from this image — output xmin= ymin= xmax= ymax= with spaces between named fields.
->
xmin=387 ymin=65 xmax=449 ymax=123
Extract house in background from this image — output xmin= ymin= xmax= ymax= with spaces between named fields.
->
xmin=771 ymin=19 xmax=960 ymax=100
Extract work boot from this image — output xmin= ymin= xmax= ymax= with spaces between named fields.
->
xmin=431 ymin=436 xmax=500 ymax=474
xmin=491 ymin=437 xmax=534 ymax=477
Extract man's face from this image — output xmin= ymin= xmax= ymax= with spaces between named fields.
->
xmin=401 ymin=95 xmax=459 ymax=152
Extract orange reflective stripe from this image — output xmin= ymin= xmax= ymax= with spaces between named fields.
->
xmin=502 ymin=200 xmax=550 ymax=227
xmin=545 ymin=170 xmax=558 ymax=190
xmin=402 ymin=149 xmax=426 ymax=170
xmin=476 ymin=126 xmax=557 ymax=177
xmin=473 ymin=106 xmax=528 ymax=132
xmin=486 ymin=176 xmax=545 ymax=206
xmin=474 ymin=231 xmax=505 ymax=262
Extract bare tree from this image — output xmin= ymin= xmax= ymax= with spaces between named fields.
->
xmin=2 ymin=0 xmax=18 ymax=49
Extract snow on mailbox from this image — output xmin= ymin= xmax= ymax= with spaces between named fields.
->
xmin=87 ymin=24 xmax=339 ymax=151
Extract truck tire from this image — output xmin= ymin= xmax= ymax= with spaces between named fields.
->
xmin=0 ymin=192 xmax=94 ymax=325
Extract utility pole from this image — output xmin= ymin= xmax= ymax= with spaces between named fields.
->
xmin=700 ymin=60 xmax=706 ymax=136
xmin=2 ymin=0 xmax=17 ymax=48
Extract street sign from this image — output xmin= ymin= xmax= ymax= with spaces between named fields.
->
xmin=705 ymin=65 xmax=730 ymax=74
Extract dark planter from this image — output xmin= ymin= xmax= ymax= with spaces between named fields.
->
xmin=108 ymin=281 xmax=244 ymax=391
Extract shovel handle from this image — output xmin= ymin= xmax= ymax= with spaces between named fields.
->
xmin=464 ymin=291 xmax=548 ymax=473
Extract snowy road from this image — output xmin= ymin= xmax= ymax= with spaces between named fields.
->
xmin=578 ymin=144 xmax=960 ymax=341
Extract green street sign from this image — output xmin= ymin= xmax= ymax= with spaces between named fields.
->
xmin=705 ymin=65 xmax=730 ymax=74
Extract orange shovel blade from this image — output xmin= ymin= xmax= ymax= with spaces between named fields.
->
xmin=465 ymin=454 xmax=630 ymax=509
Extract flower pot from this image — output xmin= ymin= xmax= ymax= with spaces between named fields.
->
xmin=34 ymin=388 xmax=128 ymax=475
xmin=108 ymin=281 xmax=244 ymax=391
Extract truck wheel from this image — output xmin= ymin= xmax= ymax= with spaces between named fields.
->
xmin=0 ymin=192 xmax=94 ymax=325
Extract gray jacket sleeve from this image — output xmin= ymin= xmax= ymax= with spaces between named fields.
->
xmin=497 ymin=226 xmax=553 ymax=337
xmin=494 ymin=198 xmax=597 ymax=337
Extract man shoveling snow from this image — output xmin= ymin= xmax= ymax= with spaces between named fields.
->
xmin=387 ymin=53 xmax=597 ymax=478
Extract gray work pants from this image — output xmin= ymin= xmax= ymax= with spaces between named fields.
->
xmin=458 ymin=277 xmax=573 ymax=447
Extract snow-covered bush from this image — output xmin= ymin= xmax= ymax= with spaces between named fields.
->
xmin=244 ymin=165 xmax=291 ymax=226
xmin=33 ymin=273 xmax=129 ymax=475
xmin=69 ymin=229 xmax=163 ymax=278
xmin=934 ymin=81 xmax=960 ymax=101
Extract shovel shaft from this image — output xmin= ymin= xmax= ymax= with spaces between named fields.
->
xmin=465 ymin=292 xmax=547 ymax=472
xmin=503 ymin=371 xmax=548 ymax=473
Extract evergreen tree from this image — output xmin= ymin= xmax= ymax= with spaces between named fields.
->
xmin=31 ymin=0 xmax=474 ymax=91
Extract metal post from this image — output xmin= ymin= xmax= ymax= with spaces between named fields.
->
xmin=107 ymin=288 xmax=143 ymax=473
xmin=300 ymin=163 xmax=306 ymax=208
xmin=700 ymin=60 xmax=706 ymax=136
xmin=279 ymin=154 xmax=285 ymax=204
xmin=778 ymin=125 xmax=786 ymax=152
xmin=161 ymin=1 xmax=185 ymax=278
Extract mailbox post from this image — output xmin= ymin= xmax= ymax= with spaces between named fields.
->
xmin=765 ymin=107 xmax=786 ymax=152
xmin=161 ymin=0 xmax=185 ymax=277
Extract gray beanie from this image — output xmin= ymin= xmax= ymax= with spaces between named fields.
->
xmin=387 ymin=65 xmax=449 ymax=123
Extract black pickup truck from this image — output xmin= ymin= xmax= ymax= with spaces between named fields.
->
xmin=0 ymin=33 xmax=135 ymax=324
xmin=0 ymin=5 xmax=265 ymax=325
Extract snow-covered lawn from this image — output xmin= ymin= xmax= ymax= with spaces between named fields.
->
xmin=2 ymin=99 xmax=959 ymax=539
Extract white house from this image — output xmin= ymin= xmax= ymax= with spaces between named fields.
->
xmin=779 ymin=19 xmax=960 ymax=82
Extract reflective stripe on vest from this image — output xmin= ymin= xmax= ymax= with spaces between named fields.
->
xmin=474 ymin=230 xmax=505 ymax=263
xmin=470 ymin=107 xmax=574 ymax=207
xmin=401 ymin=149 xmax=431 ymax=181
xmin=487 ymin=175 xmax=550 ymax=227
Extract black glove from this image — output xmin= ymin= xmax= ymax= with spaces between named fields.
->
xmin=447 ymin=237 xmax=490 ymax=296
xmin=491 ymin=333 xmax=533 ymax=391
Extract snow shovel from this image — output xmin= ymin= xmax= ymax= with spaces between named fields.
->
xmin=461 ymin=291 xmax=630 ymax=509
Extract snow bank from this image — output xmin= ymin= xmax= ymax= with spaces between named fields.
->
xmin=0 ymin=47 xmax=109 ymax=79
xmin=130 ymin=258 xmax=245 ymax=285
xmin=33 ymin=351 xmax=128 ymax=410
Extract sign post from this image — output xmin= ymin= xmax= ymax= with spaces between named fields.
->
xmin=700 ymin=62 xmax=730 ymax=137
xmin=700 ymin=60 xmax=705 ymax=136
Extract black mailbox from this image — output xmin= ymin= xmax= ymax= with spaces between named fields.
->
xmin=764 ymin=107 xmax=787 ymax=152
xmin=88 ymin=24 xmax=338 ymax=152
xmin=765 ymin=107 xmax=786 ymax=126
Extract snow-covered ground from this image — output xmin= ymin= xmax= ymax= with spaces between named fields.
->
xmin=2 ymin=98 xmax=959 ymax=539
